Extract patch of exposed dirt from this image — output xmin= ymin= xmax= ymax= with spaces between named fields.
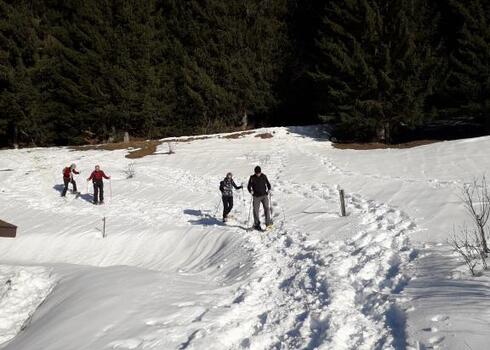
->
xmin=255 ymin=132 xmax=274 ymax=139
xmin=70 ymin=130 xmax=259 ymax=158
xmin=71 ymin=140 xmax=162 ymax=159
xmin=222 ymin=131 xmax=255 ymax=139
xmin=333 ymin=139 xmax=438 ymax=150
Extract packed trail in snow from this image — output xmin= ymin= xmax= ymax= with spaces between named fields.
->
xmin=1 ymin=126 xmax=489 ymax=350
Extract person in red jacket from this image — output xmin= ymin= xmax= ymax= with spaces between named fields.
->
xmin=87 ymin=165 xmax=111 ymax=204
xmin=62 ymin=163 xmax=80 ymax=197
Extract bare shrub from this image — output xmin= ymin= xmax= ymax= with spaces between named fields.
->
xmin=461 ymin=177 xmax=490 ymax=253
xmin=450 ymin=226 xmax=486 ymax=276
xmin=124 ymin=162 xmax=136 ymax=179
xmin=452 ymin=177 xmax=490 ymax=275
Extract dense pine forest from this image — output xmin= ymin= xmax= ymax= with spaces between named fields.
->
xmin=1 ymin=0 xmax=489 ymax=146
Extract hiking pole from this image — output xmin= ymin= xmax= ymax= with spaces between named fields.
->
xmin=246 ymin=195 xmax=253 ymax=227
xmin=269 ymin=192 xmax=273 ymax=216
xmin=212 ymin=194 xmax=222 ymax=218
xmin=241 ymin=186 xmax=247 ymax=208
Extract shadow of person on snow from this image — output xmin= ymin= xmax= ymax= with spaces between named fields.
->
xmin=184 ymin=209 xmax=225 ymax=226
xmin=184 ymin=209 xmax=249 ymax=231
xmin=53 ymin=184 xmax=65 ymax=194
xmin=54 ymin=184 xmax=97 ymax=204
xmin=79 ymin=193 xmax=94 ymax=204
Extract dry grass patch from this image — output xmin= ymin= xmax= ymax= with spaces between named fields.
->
xmin=255 ymin=132 xmax=274 ymax=139
xmin=71 ymin=130 xmax=264 ymax=159
xmin=333 ymin=139 xmax=438 ymax=150
xmin=72 ymin=140 xmax=163 ymax=159
xmin=222 ymin=131 xmax=255 ymax=139
xmin=126 ymin=141 xmax=162 ymax=159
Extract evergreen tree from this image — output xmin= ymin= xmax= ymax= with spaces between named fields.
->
xmin=31 ymin=0 xmax=114 ymax=144
xmin=446 ymin=0 xmax=490 ymax=130
xmin=0 ymin=1 xmax=45 ymax=146
xmin=166 ymin=0 xmax=289 ymax=134
xmin=311 ymin=0 xmax=439 ymax=143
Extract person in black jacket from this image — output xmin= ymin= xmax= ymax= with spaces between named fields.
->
xmin=219 ymin=172 xmax=242 ymax=222
xmin=247 ymin=166 xmax=272 ymax=230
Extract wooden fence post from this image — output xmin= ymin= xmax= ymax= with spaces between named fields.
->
xmin=102 ymin=217 xmax=106 ymax=238
xmin=339 ymin=189 xmax=346 ymax=217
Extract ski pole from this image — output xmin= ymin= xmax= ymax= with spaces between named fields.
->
xmin=109 ymin=179 xmax=112 ymax=200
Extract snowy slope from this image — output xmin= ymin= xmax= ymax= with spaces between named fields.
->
xmin=0 ymin=127 xmax=489 ymax=349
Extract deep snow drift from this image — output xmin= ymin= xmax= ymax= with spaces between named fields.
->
xmin=0 ymin=127 xmax=489 ymax=350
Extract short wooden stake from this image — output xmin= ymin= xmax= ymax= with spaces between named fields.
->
xmin=102 ymin=217 xmax=106 ymax=238
xmin=339 ymin=189 xmax=346 ymax=217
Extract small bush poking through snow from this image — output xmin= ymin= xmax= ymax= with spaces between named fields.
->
xmin=123 ymin=162 xmax=136 ymax=179
xmin=451 ymin=177 xmax=490 ymax=275
xmin=450 ymin=226 xmax=486 ymax=276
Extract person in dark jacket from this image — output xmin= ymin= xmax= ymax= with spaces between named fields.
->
xmin=247 ymin=166 xmax=272 ymax=230
xmin=61 ymin=163 xmax=80 ymax=197
xmin=87 ymin=165 xmax=111 ymax=204
xmin=219 ymin=172 xmax=242 ymax=222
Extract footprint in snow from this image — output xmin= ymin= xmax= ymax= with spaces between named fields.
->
xmin=422 ymin=327 xmax=438 ymax=332
xmin=431 ymin=314 xmax=449 ymax=322
xmin=108 ymin=338 xmax=142 ymax=349
xmin=428 ymin=335 xmax=445 ymax=346
xmin=145 ymin=318 xmax=169 ymax=327
xmin=175 ymin=301 xmax=196 ymax=307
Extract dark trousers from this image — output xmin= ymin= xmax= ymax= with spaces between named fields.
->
xmin=93 ymin=180 xmax=104 ymax=203
xmin=222 ymin=196 xmax=233 ymax=218
xmin=62 ymin=177 xmax=77 ymax=196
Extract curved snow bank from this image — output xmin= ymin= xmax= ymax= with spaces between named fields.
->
xmin=0 ymin=265 xmax=56 ymax=347
xmin=0 ymin=146 xmax=253 ymax=275
xmin=0 ymin=227 xmax=246 ymax=275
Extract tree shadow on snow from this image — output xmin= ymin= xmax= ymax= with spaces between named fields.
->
xmin=286 ymin=125 xmax=334 ymax=142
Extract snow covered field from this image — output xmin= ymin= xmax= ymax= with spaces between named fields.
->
xmin=0 ymin=126 xmax=489 ymax=349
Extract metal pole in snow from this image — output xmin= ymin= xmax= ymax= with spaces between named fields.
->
xmin=339 ymin=189 xmax=346 ymax=217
